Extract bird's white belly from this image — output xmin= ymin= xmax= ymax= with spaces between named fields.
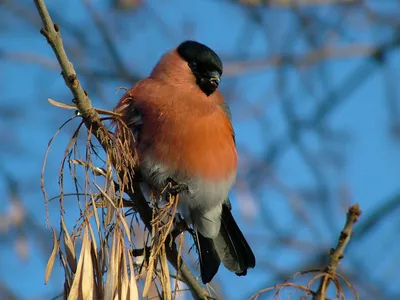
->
xmin=140 ymin=156 xmax=236 ymax=238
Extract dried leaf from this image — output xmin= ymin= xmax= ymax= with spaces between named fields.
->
xmin=61 ymin=217 xmax=77 ymax=273
xmin=87 ymin=222 xmax=98 ymax=256
xmin=45 ymin=228 xmax=58 ymax=284
xmin=93 ymin=167 xmax=107 ymax=177
xmin=104 ymin=230 xmax=118 ymax=300
xmin=48 ymin=98 xmax=77 ymax=110
xmin=68 ymin=227 xmax=87 ymax=300
xmin=160 ymin=243 xmax=171 ymax=300
xmin=118 ymin=213 xmax=133 ymax=245
xmin=60 ymin=253 xmax=73 ymax=291
xmin=69 ymin=160 xmax=106 ymax=177
xmin=143 ymin=219 xmax=157 ymax=297
xmin=69 ymin=159 xmax=87 ymax=167
xmin=93 ymin=182 xmax=117 ymax=209
xmin=105 ymin=182 xmax=116 ymax=226
xmin=48 ymin=98 xmax=120 ymax=116
xmin=81 ymin=227 xmax=94 ymax=300
xmin=142 ymin=259 xmax=154 ymax=298
xmin=120 ymin=247 xmax=129 ymax=300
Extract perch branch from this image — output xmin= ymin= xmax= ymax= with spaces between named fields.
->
xmin=313 ymin=204 xmax=362 ymax=300
xmin=33 ymin=1 xmax=210 ymax=299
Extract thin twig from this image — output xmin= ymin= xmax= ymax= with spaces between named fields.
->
xmin=33 ymin=1 xmax=210 ymax=299
xmin=250 ymin=205 xmax=361 ymax=299
xmin=313 ymin=204 xmax=362 ymax=300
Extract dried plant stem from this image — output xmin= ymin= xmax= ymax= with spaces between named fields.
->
xmin=313 ymin=204 xmax=362 ymax=300
xmin=249 ymin=205 xmax=361 ymax=299
xmin=33 ymin=1 xmax=211 ymax=299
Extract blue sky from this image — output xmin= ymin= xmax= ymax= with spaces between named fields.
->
xmin=1 ymin=0 xmax=400 ymax=299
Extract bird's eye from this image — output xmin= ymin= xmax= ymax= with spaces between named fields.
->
xmin=189 ymin=61 xmax=197 ymax=70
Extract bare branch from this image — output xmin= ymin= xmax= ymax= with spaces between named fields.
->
xmin=33 ymin=0 xmax=211 ymax=298
xmin=314 ymin=204 xmax=362 ymax=300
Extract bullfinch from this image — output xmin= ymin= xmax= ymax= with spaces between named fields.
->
xmin=114 ymin=40 xmax=256 ymax=283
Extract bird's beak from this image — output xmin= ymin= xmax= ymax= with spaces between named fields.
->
xmin=208 ymin=71 xmax=221 ymax=89
xmin=209 ymin=76 xmax=220 ymax=88
xmin=199 ymin=71 xmax=221 ymax=96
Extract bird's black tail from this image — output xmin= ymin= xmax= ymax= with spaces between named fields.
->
xmin=196 ymin=202 xmax=256 ymax=283
xmin=216 ymin=203 xmax=256 ymax=275
xmin=196 ymin=232 xmax=221 ymax=284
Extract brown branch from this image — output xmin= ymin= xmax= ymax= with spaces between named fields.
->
xmin=313 ymin=204 xmax=362 ymax=300
xmin=33 ymin=1 xmax=210 ymax=299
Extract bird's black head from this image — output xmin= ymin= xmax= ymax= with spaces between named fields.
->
xmin=177 ymin=40 xmax=223 ymax=96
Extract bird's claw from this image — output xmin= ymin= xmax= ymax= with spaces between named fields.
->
xmin=172 ymin=213 xmax=188 ymax=239
xmin=166 ymin=177 xmax=189 ymax=196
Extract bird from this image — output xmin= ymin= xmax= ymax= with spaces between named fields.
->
xmin=114 ymin=40 xmax=255 ymax=283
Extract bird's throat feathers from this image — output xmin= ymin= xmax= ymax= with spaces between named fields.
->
xmin=150 ymin=50 xmax=203 ymax=95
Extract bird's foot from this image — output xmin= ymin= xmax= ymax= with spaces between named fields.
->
xmin=166 ymin=177 xmax=189 ymax=196
xmin=172 ymin=213 xmax=188 ymax=238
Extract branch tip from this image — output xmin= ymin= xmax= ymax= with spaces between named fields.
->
xmin=313 ymin=204 xmax=362 ymax=300
xmin=348 ymin=204 xmax=362 ymax=220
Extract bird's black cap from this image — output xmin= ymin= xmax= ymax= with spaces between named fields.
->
xmin=177 ymin=40 xmax=223 ymax=76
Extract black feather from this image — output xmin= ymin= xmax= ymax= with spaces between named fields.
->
xmin=217 ymin=203 xmax=256 ymax=274
xmin=177 ymin=40 xmax=223 ymax=75
xmin=194 ymin=202 xmax=255 ymax=283
xmin=195 ymin=231 xmax=221 ymax=284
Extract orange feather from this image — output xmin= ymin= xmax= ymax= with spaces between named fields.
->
xmin=115 ymin=50 xmax=237 ymax=181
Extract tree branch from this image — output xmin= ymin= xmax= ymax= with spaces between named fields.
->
xmin=313 ymin=204 xmax=362 ymax=300
xmin=33 ymin=1 xmax=210 ymax=299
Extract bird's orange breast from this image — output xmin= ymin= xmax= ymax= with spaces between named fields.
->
xmin=128 ymin=79 xmax=238 ymax=181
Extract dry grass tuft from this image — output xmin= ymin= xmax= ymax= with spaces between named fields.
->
xmin=41 ymin=100 xmax=189 ymax=300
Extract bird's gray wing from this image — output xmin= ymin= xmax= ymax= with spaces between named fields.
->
xmin=219 ymin=101 xmax=236 ymax=144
